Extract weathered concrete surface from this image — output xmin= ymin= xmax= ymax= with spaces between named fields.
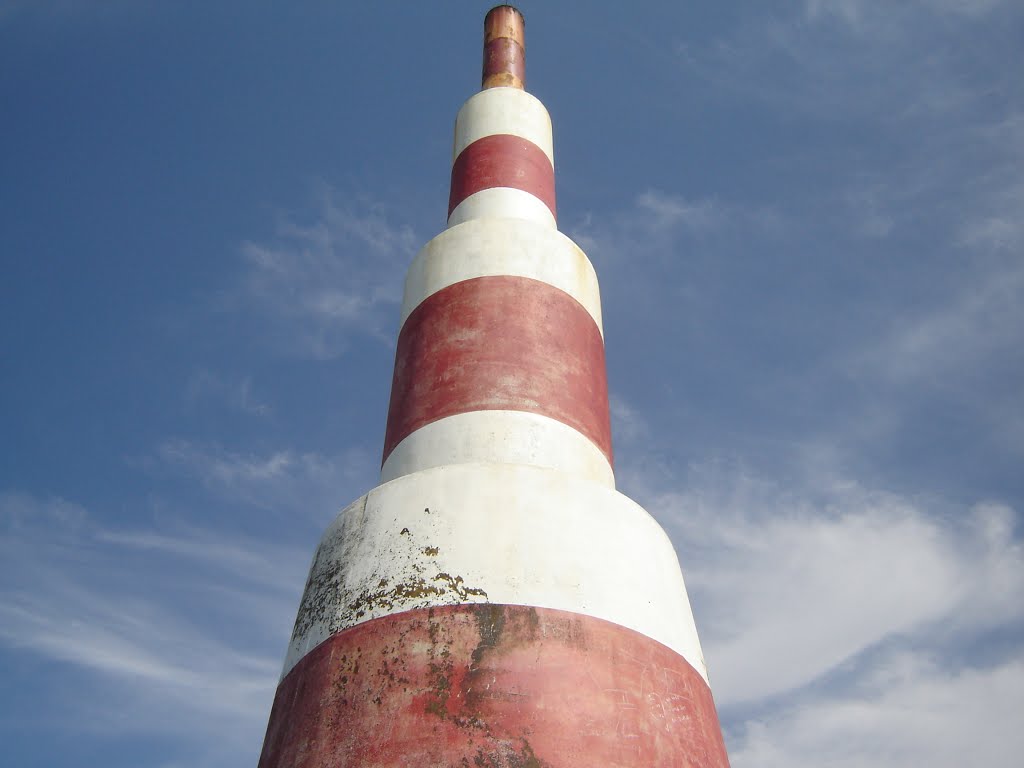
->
xmin=259 ymin=604 xmax=730 ymax=768
xmin=281 ymin=462 xmax=708 ymax=683
xmin=448 ymin=186 xmax=557 ymax=229
xmin=448 ymin=134 xmax=556 ymax=221
xmin=384 ymin=275 xmax=611 ymax=465
xmin=402 ymin=218 xmax=600 ymax=333
xmin=453 ymin=87 xmax=553 ymax=166
xmin=381 ymin=409 xmax=614 ymax=486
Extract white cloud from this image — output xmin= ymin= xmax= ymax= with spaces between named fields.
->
xmin=658 ymin=0 xmax=1021 ymax=261
xmin=609 ymin=392 xmax=650 ymax=446
xmin=806 ymin=0 xmax=1010 ymax=26
xmin=235 ymin=188 xmax=418 ymax=360
xmin=843 ymin=254 xmax=1024 ymax=387
xmin=635 ymin=190 xmax=725 ymax=233
xmin=958 ymin=113 xmax=1024 ymax=254
xmin=95 ymin=527 xmax=305 ymax=591
xmin=730 ymin=651 xmax=1024 ymax=768
xmin=641 ymin=467 xmax=1023 ymax=705
xmin=0 ymin=492 xmax=302 ymax=763
xmin=681 ymin=0 xmax=1015 ymax=127
xmin=571 ymin=189 xmax=780 ymax=277
xmin=155 ymin=438 xmax=376 ymax=519
xmin=608 ymin=455 xmax=1024 ymax=764
xmin=184 ymin=370 xmax=270 ymax=416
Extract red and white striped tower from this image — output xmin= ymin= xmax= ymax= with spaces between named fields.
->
xmin=258 ymin=7 xmax=730 ymax=766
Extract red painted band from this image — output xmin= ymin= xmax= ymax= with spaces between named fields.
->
xmin=382 ymin=275 xmax=612 ymax=465
xmin=448 ymin=134 xmax=556 ymax=220
xmin=259 ymin=604 xmax=730 ymax=768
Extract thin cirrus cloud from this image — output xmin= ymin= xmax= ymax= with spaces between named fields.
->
xmin=154 ymin=438 xmax=376 ymax=520
xmin=607 ymin=353 xmax=1023 ymax=763
xmin=0 ymin=492 xmax=296 ymax=763
xmin=660 ymin=477 xmax=1021 ymax=705
xmin=184 ymin=370 xmax=271 ymax=416
xmin=694 ymin=0 xmax=1010 ymax=118
xmin=673 ymin=0 xmax=1019 ymax=249
xmin=579 ymin=0 xmax=1023 ymax=488
xmin=233 ymin=189 xmax=419 ymax=360
xmin=840 ymin=255 xmax=1024 ymax=388
xmin=609 ymin=440 xmax=1023 ymax=764
xmin=729 ymin=650 xmax=1024 ymax=768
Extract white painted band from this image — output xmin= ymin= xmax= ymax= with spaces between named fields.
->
xmin=448 ymin=186 xmax=556 ymax=230
xmin=453 ymin=87 xmax=554 ymax=168
xmin=400 ymin=218 xmax=603 ymax=335
xmin=282 ymin=462 xmax=709 ymax=686
xmin=381 ymin=409 xmax=615 ymax=487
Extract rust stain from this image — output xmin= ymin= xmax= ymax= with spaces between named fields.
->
xmin=482 ymin=5 xmax=526 ymax=90
xmin=483 ymin=5 xmax=525 ymax=47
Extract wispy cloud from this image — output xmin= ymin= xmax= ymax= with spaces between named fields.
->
xmin=806 ymin=0 xmax=1010 ymax=26
xmin=233 ymin=187 xmax=419 ymax=360
xmin=0 ymin=491 xmax=305 ymax=765
xmin=730 ymin=650 xmax=1024 ymax=768
xmin=634 ymin=190 xmax=726 ymax=233
xmin=609 ymin=392 xmax=651 ymax=446
xmin=683 ymin=0 xmax=1016 ymax=121
xmin=572 ymin=188 xmax=781 ymax=277
xmin=154 ymin=438 xmax=376 ymax=520
xmin=611 ymin=454 xmax=1023 ymax=764
xmin=844 ymin=255 xmax=1024 ymax=386
xmin=184 ymin=370 xmax=271 ymax=416
xmin=656 ymin=472 xmax=1020 ymax=703
xmin=958 ymin=112 xmax=1024 ymax=254
xmin=578 ymin=0 xmax=1022 ymax=477
xmin=680 ymin=0 xmax=1021 ymax=243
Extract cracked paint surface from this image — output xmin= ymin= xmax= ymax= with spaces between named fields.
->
xmin=259 ymin=604 xmax=729 ymax=768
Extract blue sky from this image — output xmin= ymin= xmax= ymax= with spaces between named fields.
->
xmin=1 ymin=1 xmax=1021 ymax=765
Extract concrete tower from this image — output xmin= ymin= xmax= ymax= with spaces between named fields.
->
xmin=258 ymin=7 xmax=730 ymax=766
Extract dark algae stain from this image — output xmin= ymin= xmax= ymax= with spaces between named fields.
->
xmin=472 ymin=738 xmax=549 ymax=768
xmin=510 ymin=739 xmax=547 ymax=768
xmin=292 ymin=517 xmax=490 ymax=635
xmin=471 ymin=604 xmax=507 ymax=666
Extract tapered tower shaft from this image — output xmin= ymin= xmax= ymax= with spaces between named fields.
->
xmin=258 ymin=7 xmax=730 ymax=766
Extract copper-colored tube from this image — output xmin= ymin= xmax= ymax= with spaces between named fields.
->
xmin=482 ymin=5 xmax=525 ymax=90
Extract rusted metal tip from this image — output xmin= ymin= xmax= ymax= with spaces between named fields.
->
xmin=482 ymin=5 xmax=525 ymax=90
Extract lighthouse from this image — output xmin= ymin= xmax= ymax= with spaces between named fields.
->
xmin=257 ymin=6 xmax=730 ymax=766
